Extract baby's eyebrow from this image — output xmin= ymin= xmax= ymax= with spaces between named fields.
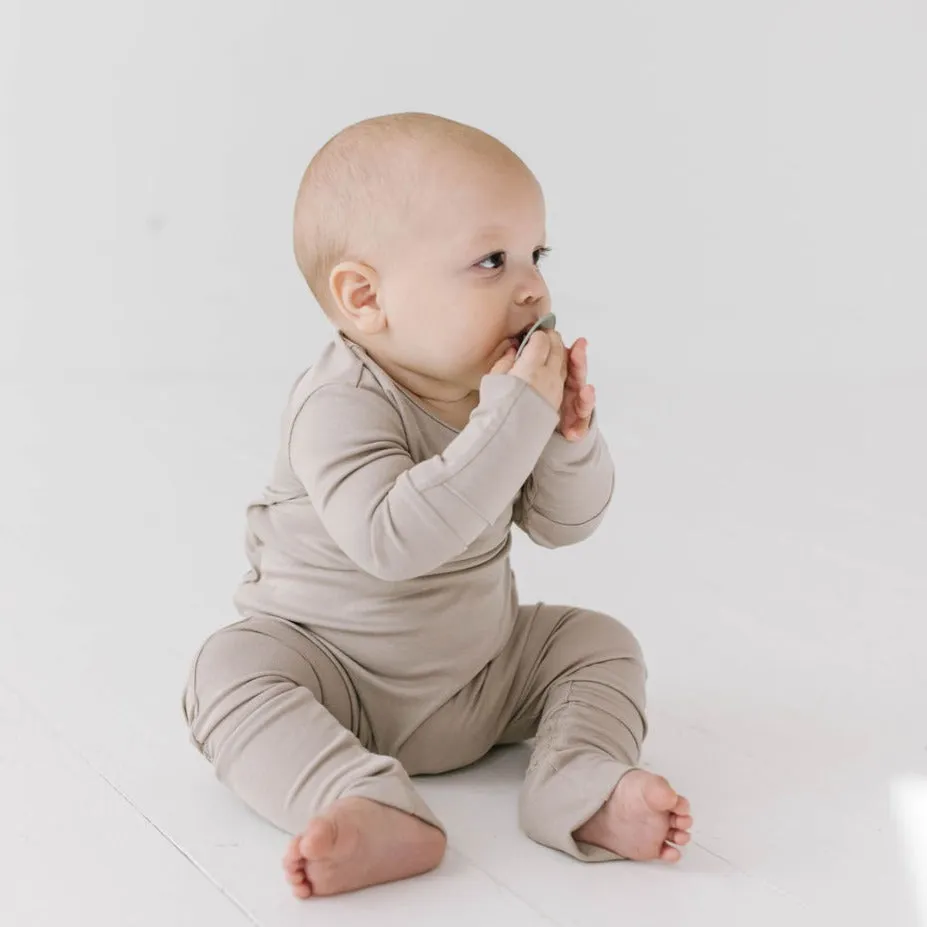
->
xmin=467 ymin=226 xmax=548 ymax=249
xmin=468 ymin=226 xmax=508 ymax=247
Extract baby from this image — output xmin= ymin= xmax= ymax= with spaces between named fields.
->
xmin=182 ymin=112 xmax=693 ymax=899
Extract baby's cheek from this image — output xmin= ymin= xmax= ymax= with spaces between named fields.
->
xmin=436 ymin=332 xmax=485 ymax=371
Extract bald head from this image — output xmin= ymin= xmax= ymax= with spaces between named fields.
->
xmin=292 ymin=112 xmax=530 ymax=317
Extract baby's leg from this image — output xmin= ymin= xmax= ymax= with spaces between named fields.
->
xmin=182 ymin=616 xmax=445 ymax=897
xmin=500 ymin=606 xmax=693 ymax=862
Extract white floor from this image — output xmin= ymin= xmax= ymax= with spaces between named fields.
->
xmin=1 ymin=369 xmax=925 ymax=927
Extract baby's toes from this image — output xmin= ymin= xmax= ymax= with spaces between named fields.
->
xmin=283 ymin=837 xmax=303 ymax=868
xmin=286 ymin=864 xmax=312 ymax=899
xmin=282 ymin=837 xmax=313 ymax=897
xmin=659 ymin=843 xmax=682 ymax=863
xmin=668 ymin=829 xmax=690 ymax=846
xmin=293 ymin=882 xmax=311 ymax=899
xmin=671 ymin=813 xmax=693 ymax=831
xmin=285 ymin=867 xmax=307 ymax=886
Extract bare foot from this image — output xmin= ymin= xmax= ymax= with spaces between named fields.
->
xmin=573 ymin=769 xmax=694 ymax=863
xmin=281 ymin=797 xmax=446 ymax=898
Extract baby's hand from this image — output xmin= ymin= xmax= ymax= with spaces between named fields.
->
xmin=491 ymin=330 xmax=567 ymax=412
xmin=557 ymin=338 xmax=595 ymax=441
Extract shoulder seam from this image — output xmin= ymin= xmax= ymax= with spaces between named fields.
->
xmin=285 ymin=377 xmax=407 ymax=473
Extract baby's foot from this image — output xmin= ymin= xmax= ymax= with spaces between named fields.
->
xmin=573 ymin=769 xmax=693 ymax=863
xmin=282 ymin=797 xmax=446 ymax=898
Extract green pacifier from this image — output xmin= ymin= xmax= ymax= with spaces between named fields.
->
xmin=514 ymin=312 xmax=557 ymax=360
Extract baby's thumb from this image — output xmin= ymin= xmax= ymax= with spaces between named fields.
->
xmin=490 ymin=347 xmax=516 ymax=375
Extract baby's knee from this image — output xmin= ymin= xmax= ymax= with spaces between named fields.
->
xmin=182 ymin=624 xmax=252 ymax=749
xmin=181 ymin=618 xmax=319 ymax=755
xmin=576 ymin=609 xmax=646 ymax=671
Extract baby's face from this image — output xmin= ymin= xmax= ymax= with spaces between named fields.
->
xmin=374 ymin=156 xmax=551 ymax=391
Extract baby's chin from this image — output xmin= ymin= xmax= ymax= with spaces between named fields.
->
xmin=424 ymin=341 xmax=512 ymax=388
xmin=472 ymin=341 xmax=513 ymax=377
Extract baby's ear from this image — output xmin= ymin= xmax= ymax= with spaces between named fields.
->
xmin=329 ymin=261 xmax=384 ymax=334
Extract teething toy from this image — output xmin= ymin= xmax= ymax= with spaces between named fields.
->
xmin=514 ymin=312 xmax=557 ymax=360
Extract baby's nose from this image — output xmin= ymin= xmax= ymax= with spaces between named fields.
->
xmin=519 ymin=284 xmax=547 ymax=305
xmin=514 ymin=271 xmax=549 ymax=306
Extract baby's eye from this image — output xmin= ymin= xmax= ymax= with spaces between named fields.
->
xmin=477 ymin=252 xmax=506 ymax=270
xmin=476 ymin=247 xmax=551 ymax=271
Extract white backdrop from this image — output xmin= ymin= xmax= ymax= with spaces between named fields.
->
xmin=3 ymin=1 xmax=924 ymax=378
xmin=2 ymin=6 xmax=927 ymax=926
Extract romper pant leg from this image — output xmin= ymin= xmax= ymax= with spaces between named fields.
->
xmin=395 ymin=603 xmax=647 ymax=862
xmin=181 ymin=615 xmax=442 ymax=835
xmin=500 ymin=604 xmax=648 ymax=861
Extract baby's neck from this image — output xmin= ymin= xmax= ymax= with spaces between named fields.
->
xmin=390 ymin=365 xmax=479 ymax=429
xmin=416 ymin=391 xmax=480 ymax=430
xmin=345 ymin=335 xmax=479 ymax=430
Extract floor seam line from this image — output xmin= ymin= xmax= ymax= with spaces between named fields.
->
xmin=0 ymin=676 xmax=263 ymax=927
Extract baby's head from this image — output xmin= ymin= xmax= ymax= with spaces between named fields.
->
xmin=293 ymin=113 xmax=551 ymax=396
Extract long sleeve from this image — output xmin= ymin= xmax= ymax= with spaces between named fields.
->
xmin=288 ymin=373 xmax=559 ymax=582
xmin=513 ymin=410 xmax=615 ymax=548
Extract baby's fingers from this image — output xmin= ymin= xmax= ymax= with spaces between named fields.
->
xmin=491 ymin=345 xmax=517 ymax=375
xmin=567 ymin=338 xmax=588 ymax=388
xmin=577 ymin=383 xmax=596 ymax=416
xmin=544 ymin=331 xmax=567 ymax=375
xmin=563 ymin=386 xmax=596 ymax=441
xmin=513 ymin=330 xmax=551 ymax=370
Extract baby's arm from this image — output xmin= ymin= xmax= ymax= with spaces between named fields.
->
xmin=513 ymin=412 xmax=615 ymax=548
xmin=289 ymin=374 xmax=558 ymax=581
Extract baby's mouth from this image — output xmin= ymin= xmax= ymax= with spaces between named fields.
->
xmin=510 ymin=313 xmax=557 ymax=357
xmin=510 ymin=324 xmax=534 ymax=348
